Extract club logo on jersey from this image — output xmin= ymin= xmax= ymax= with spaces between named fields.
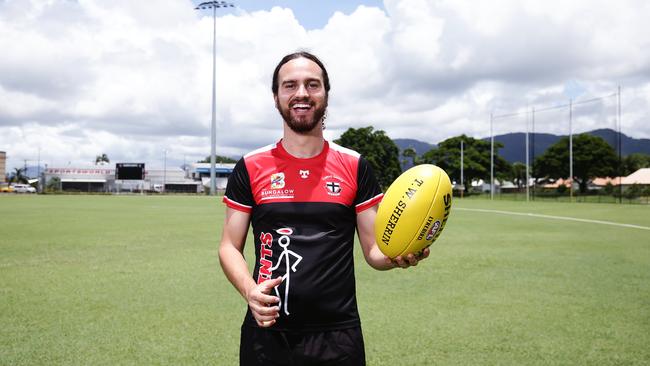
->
xmin=299 ymin=170 xmax=310 ymax=179
xmin=323 ymin=174 xmax=345 ymax=197
xmin=325 ymin=181 xmax=342 ymax=196
xmin=270 ymin=172 xmax=285 ymax=189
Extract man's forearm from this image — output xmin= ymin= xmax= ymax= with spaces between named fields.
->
xmin=219 ymin=243 xmax=256 ymax=301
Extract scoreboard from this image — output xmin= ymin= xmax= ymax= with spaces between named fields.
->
xmin=115 ymin=163 xmax=145 ymax=180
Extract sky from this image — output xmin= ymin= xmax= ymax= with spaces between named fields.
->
xmin=1 ymin=0 xmax=650 ymax=171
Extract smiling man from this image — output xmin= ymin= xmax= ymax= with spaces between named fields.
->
xmin=218 ymin=51 xmax=429 ymax=365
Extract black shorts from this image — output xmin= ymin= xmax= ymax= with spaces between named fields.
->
xmin=239 ymin=325 xmax=366 ymax=366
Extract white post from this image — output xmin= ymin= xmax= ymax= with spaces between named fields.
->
xmin=163 ymin=149 xmax=167 ymax=194
xmin=460 ymin=139 xmax=464 ymax=198
xmin=525 ymin=108 xmax=529 ymax=202
xmin=37 ymin=147 xmax=41 ymax=193
xmin=531 ymin=107 xmax=536 ymax=200
xmin=209 ymin=5 xmax=217 ymax=196
xmin=490 ymin=113 xmax=494 ymax=200
xmin=569 ymin=99 xmax=573 ymax=201
xmin=617 ymin=86 xmax=622 ymax=203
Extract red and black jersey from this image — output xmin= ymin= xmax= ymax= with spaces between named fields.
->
xmin=223 ymin=139 xmax=383 ymax=331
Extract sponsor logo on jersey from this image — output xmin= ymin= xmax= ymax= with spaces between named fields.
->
xmin=270 ymin=172 xmax=285 ymax=189
xmin=299 ymin=170 xmax=310 ymax=179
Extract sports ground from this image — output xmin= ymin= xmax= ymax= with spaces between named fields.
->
xmin=1 ymin=195 xmax=649 ymax=365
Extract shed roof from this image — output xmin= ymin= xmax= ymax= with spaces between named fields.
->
xmin=621 ymin=168 xmax=650 ymax=185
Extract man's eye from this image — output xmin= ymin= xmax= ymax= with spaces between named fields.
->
xmin=308 ymin=82 xmax=320 ymax=89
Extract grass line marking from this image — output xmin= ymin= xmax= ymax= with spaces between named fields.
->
xmin=457 ymin=207 xmax=650 ymax=231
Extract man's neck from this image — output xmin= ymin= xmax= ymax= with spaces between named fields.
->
xmin=282 ymin=124 xmax=325 ymax=159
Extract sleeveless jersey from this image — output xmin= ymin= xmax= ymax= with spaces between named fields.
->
xmin=223 ymin=140 xmax=383 ymax=331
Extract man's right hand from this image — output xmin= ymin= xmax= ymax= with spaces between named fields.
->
xmin=245 ymin=277 xmax=282 ymax=327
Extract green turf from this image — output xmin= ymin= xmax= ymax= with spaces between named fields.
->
xmin=1 ymin=195 xmax=649 ymax=365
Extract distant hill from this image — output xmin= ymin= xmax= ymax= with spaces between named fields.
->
xmin=394 ymin=138 xmax=437 ymax=170
xmin=483 ymin=128 xmax=650 ymax=163
xmin=391 ymin=129 xmax=650 ymax=166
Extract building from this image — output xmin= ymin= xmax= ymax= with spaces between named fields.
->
xmin=190 ymin=163 xmax=235 ymax=190
xmin=44 ymin=164 xmax=202 ymax=193
xmin=145 ymin=168 xmax=200 ymax=193
xmin=42 ymin=162 xmax=236 ymax=193
xmin=0 ymin=151 xmax=5 ymax=183
xmin=591 ymin=177 xmax=623 ymax=188
xmin=620 ymin=168 xmax=650 ymax=186
xmin=44 ymin=166 xmax=115 ymax=192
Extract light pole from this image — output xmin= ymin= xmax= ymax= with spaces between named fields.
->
xmin=195 ymin=1 xmax=234 ymax=196
xmin=490 ymin=113 xmax=494 ymax=200
xmin=163 ymin=149 xmax=167 ymax=194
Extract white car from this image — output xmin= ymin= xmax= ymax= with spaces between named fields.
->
xmin=11 ymin=184 xmax=37 ymax=193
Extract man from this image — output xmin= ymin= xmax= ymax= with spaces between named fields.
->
xmin=219 ymin=51 xmax=429 ymax=365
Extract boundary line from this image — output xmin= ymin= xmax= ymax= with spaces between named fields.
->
xmin=456 ymin=207 xmax=650 ymax=231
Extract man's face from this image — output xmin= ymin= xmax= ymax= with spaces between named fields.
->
xmin=274 ymin=57 xmax=328 ymax=134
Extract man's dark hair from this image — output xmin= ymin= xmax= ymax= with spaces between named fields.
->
xmin=271 ymin=51 xmax=330 ymax=96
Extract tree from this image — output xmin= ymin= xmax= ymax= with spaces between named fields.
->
xmin=533 ymin=134 xmax=617 ymax=193
xmin=510 ymin=162 xmax=528 ymax=189
xmin=198 ymin=155 xmax=238 ymax=164
xmin=624 ymin=184 xmax=643 ymax=200
xmin=402 ymin=147 xmax=421 ymax=167
xmin=334 ymin=126 xmax=401 ymax=190
xmin=46 ymin=177 xmax=61 ymax=192
xmin=621 ymin=153 xmax=650 ymax=176
xmin=420 ymin=135 xmax=511 ymax=192
xmin=95 ymin=154 xmax=110 ymax=164
xmin=9 ymin=167 xmax=28 ymax=184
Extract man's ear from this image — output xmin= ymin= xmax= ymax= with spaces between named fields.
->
xmin=273 ymin=95 xmax=280 ymax=110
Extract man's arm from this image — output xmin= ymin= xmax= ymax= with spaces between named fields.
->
xmin=356 ymin=205 xmax=429 ymax=270
xmin=218 ymin=207 xmax=282 ymax=327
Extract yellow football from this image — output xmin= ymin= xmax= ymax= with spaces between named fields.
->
xmin=374 ymin=164 xmax=452 ymax=259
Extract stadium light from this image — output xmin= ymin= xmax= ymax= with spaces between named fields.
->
xmin=195 ymin=1 xmax=235 ymax=196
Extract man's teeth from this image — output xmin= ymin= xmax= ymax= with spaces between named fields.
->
xmin=293 ymin=104 xmax=311 ymax=109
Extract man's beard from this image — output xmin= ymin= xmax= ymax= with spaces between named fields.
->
xmin=277 ymin=99 xmax=327 ymax=134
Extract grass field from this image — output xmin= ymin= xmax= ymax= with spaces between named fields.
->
xmin=1 ymin=195 xmax=649 ymax=365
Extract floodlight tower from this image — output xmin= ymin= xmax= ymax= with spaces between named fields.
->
xmin=195 ymin=1 xmax=235 ymax=195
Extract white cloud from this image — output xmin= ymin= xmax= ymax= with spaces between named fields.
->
xmin=1 ymin=0 xmax=649 ymax=172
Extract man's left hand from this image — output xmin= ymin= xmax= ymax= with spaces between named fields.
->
xmin=385 ymin=247 xmax=430 ymax=269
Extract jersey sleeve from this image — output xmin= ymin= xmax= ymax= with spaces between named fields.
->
xmin=223 ymin=158 xmax=254 ymax=213
xmin=354 ymin=156 xmax=384 ymax=213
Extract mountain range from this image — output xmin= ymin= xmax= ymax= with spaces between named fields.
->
xmin=395 ymin=129 xmax=650 ymax=164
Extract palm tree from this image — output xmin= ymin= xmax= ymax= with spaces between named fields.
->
xmin=10 ymin=167 xmax=28 ymax=184
xmin=402 ymin=147 xmax=421 ymax=166
xmin=95 ymin=153 xmax=110 ymax=164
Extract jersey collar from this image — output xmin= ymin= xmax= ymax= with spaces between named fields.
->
xmin=276 ymin=139 xmax=329 ymax=163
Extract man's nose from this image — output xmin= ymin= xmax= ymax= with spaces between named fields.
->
xmin=295 ymin=84 xmax=309 ymax=97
